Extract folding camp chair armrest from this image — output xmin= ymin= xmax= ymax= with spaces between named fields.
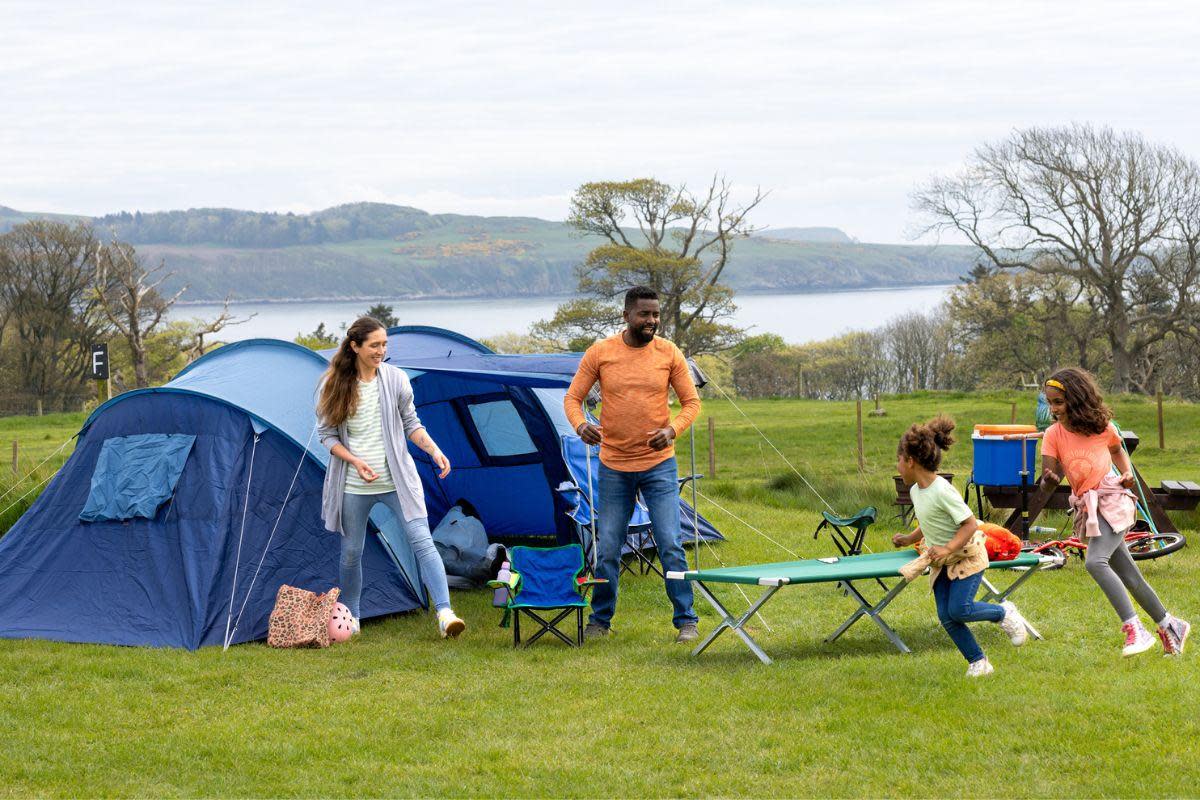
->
xmin=576 ymin=576 xmax=607 ymax=597
xmin=677 ymin=474 xmax=703 ymax=489
xmin=486 ymin=572 xmax=522 ymax=592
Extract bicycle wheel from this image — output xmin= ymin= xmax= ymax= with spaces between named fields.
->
xmin=1128 ymin=532 xmax=1187 ymax=561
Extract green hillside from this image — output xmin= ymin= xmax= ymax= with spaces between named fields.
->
xmin=0 ymin=203 xmax=979 ymax=301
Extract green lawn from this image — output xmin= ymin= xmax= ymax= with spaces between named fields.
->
xmin=0 ymin=412 xmax=83 ymax=533
xmin=1 ymin=394 xmax=1199 ymax=798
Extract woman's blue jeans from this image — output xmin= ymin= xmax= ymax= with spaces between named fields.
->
xmin=932 ymin=569 xmax=1005 ymax=663
xmin=339 ymin=491 xmax=451 ymax=618
xmin=589 ymin=456 xmax=698 ymax=630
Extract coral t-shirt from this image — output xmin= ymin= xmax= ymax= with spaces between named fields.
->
xmin=1041 ymin=421 xmax=1121 ymax=496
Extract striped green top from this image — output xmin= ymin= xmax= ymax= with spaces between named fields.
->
xmin=344 ymin=378 xmax=396 ymax=495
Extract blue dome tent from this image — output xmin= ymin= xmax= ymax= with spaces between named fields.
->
xmin=0 ymin=340 xmax=424 ymax=650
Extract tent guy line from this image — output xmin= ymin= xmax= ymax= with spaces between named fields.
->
xmin=0 ymin=436 xmax=74 ymax=507
xmin=225 ymin=423 xmax=318 ymax=650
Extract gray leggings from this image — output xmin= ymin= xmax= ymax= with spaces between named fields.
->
xmin=1085 ymin=515 xmax=1167 ymax=624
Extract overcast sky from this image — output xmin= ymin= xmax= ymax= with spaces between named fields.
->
xmin=3 ymin=0 xmax=1199 ymax=243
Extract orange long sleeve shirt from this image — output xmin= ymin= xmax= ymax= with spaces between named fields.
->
xmin=564 ymin=333 xmax=701 ymax=471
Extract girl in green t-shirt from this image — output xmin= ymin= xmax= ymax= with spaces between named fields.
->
xmin=891 ymin=416 xmax=1029 ymax=677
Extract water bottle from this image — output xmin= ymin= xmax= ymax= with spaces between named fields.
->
xmin=492 ymin=561 xmax=511 ymax=607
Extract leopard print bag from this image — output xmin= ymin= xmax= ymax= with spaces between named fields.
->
xmin=267 ymin=584 xmax=341 ymax=648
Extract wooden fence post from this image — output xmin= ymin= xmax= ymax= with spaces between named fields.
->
xmin=1010 ymin=402 xmax=1017 ymax=424
xmin=10 ymin=441 xmax=16 ymax=475
xmin=856 ymin=398 xmax=865 ymax=472
xmin=707 ymin=416 xmax=717 ymax=479
xmin=1157 ymin=387 xmax=1165 ymax=450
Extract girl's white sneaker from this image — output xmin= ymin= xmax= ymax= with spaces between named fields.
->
xmin=1158 ymin=617 xmax=1191 ymax=656
xmin=998 ymin=601 xmax=1029 ymax=646
xmin=1122 ymin=620 xmax=1155 ymax=656
xmin=965 ymin=657 xmax=994 ymax=678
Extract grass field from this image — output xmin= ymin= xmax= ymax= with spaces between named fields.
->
xmin=1 ymin=393 xmax=1199 ymax=797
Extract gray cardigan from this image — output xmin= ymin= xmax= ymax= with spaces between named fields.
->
xmin=318 ymin=364 xmax=428 ymax=533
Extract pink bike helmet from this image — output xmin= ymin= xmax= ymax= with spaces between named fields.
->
xmin=328 ymin=602 xmax=355 ymax=643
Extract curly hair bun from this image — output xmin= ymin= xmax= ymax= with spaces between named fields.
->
xmin=927 ymin=415 xmax=956 ymax=450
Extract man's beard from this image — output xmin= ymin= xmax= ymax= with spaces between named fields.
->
xmin=631 ymin=325 xmax=657 ymax=344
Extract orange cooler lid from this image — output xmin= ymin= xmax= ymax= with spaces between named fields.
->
xmin=974 ymin=424 xmax=1038 ymax=436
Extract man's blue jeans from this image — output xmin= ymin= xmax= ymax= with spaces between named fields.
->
xmin=932 ymin=569 xmax=1005 ymax=663
xmin=589 ymin=456 xmax=698 ymax=630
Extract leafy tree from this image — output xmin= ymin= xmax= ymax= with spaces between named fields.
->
xmin=295 ymin=322 xmax=340 ymax=350
xmin=106 ymin=320 xmax=192 ymax=391
xmin=731 ymin=332 xmax=789 ymax=357
xmin=914 ymin=124 xmax=1200 ymax=392
xmin=941 ymin=267 xmax=1107 ymax=389
xmin=364 ymin=303 xmax=399 ymax=328
xmin=479 ymin=331 xmax=556 ymax=354
xmin=0 ymin=220 xmax=110 ymax=414
xmin=533 ymin=177 xmax=764 ymax=355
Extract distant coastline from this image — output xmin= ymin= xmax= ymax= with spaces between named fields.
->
xmin=171 ymin=280 xmax=960 ymax=307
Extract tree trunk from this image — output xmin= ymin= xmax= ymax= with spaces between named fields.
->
xmin=1108 ymin=315 xmax=1133 ymax=393
xmin=1111 ymin=347 xmax=1135 ymax=393
xmin=133 ymin=349 xmax=149 ymax=388
xmin=131 ymin=331 xmax=149 ymax=388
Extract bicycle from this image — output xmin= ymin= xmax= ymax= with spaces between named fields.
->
xmin=1025 ymin=522 xmax=1187 ymax=565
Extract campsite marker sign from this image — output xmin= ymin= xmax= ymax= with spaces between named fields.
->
xmin=91 ymin=342 xmax=111 ymax=401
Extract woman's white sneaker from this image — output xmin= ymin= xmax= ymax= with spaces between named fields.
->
xmin=437 ymin=609 xmax=466 ymax=639
xmin=965 ymin=658 xmax=994 ymax=678
xmin=998 ymin=601 xmax=1029 ymax=646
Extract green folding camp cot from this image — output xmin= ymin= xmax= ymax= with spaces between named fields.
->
xmin=667 ymin=550 xmax=1057 ymax=664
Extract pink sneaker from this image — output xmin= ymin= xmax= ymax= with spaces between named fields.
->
xmin=1122 ymin=621 xmax=1154 ymax=656
xmin=1158 ymin=618 xmax=1191 ymax=656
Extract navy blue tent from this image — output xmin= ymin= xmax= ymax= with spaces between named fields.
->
xmin=0 ymin=340 xmax=423 ymax=649
xmin=371 ymin=326 xmax=725 ymax=550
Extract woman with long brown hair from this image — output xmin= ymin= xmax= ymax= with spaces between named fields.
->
xmin=317 ymin=316 xmax=465 ymax=638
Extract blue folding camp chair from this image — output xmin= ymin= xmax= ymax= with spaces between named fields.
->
xmin=487 ymin=544 xmax=607 ymax=648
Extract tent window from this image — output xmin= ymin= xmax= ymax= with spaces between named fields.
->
xmin=466 ymin=400 xmax=536 ymax=457
xmin=79 ymin=433 xmax=196 ymax=523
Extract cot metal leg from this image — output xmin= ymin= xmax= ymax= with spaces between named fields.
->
xmin=979 ymin=570 xmax=1044 ymax=640
xmin=690 ymin=581 xmax=780 ymax=665
xmin=825 ymin=579 xmax=912 ymax=653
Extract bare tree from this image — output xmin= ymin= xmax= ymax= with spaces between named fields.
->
xmin=884 ymin=311 xmax=950 ymax=391
xmin=96 ymin=240 xmax=187 ymax=388
xmin=914 ymin=124 xmax=1200 ymax=392
xmin=0 ymin=220 xmax=110 ymax=414
xmin=180 ymin=297 xmax=255 ymax=361
xmin=534 ymin=176 xmax=765 ymax=355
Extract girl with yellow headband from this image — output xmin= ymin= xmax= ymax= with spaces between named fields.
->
xmin=1041 ymin=367 xmax=1190 ymax=656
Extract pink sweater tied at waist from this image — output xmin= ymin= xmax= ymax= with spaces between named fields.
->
xmin=1070 ymin=473 xmax=1136 ymax=538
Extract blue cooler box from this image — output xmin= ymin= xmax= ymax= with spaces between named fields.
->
xmin=972 ymin=431 xmax=1038 ymax=486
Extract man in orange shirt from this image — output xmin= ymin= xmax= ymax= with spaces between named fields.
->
xmin=564 ymin=286 xmax=702 ymax=643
